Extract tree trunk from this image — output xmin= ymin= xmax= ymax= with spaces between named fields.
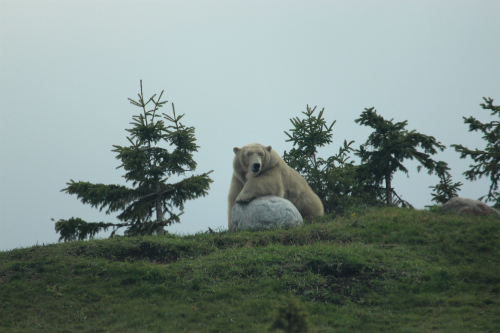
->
xmin=155 ymin=180 xmax=165 ymax=234
xmin=385 ymin=174 xmax=392 ymax=206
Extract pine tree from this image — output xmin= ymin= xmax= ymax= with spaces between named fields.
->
xmin=55 ymin=81 xmax=213 ymax=241
xmin=355 ymin=107 xmax=446 ymax=206
xmin=283 ymin=105 xmax=378 ymax=214
xmin=451 ymin=97 xmax=500 ymax=208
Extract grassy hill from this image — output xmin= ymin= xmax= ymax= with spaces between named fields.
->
xmin=1 ymin=207 xmax=499 ymax=332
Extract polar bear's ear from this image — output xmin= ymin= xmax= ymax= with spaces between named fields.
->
xmin=233 ymin=147 xmax=240 ymax=154
xmin=266 ymin=146 xmax=272 ymax=152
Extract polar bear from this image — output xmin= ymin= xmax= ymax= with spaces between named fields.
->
xmin=228 ymin=143 xmax=324 ymax=228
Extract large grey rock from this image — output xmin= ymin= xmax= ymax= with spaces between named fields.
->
xmin=230 ymin=195 xmax=303 ymax=231
xmin=442 ymin=197 xmax=500 ymax=217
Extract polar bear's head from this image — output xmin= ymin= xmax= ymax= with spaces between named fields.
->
xmin=233 ymin=143 xmax=276 ymax=177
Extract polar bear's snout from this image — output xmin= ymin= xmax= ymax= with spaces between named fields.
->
xmin=250 ymin=154 xmax=262 ymax=173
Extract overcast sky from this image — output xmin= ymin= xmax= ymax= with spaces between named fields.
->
xmin=1 ymin=0 xmax=499 ymax=251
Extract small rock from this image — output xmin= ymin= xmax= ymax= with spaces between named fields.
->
xmin=442 ymin=197 xmax=500 ymax=217
xmin=231 ymin=195 xmax=303 ymax=231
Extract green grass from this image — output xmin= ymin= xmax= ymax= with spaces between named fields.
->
xmin=1 ymin=207 xmax=499 ymax=332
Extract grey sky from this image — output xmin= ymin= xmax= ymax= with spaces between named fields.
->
xmin=1 ymin=0 xmax=499 ymax=251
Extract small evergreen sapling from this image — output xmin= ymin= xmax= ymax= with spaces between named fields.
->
xmin=451 ymin=97 xmax=500 ymax=208
xmin=268 ymin=296 xmax=310 ymax=333
xmin=429 ymin=161 xmax=463 ymax=205
xmin=55 ymin=81 xmax=213 ymax=241
xmin=355 ymin=107 xmax=446 ymax=206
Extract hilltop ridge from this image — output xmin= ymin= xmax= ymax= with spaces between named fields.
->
xmin=1 ymin=207 xmax=499 ymax=332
